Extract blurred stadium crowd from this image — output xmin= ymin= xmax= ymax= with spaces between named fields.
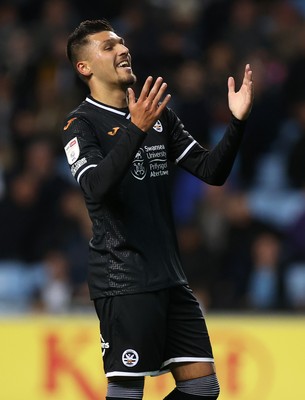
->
xmin=1 ymin=0 xmax=305 ymax=314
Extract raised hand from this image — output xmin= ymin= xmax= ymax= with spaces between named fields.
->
xmin=228 ymin=64 xmax=254 ymax=121
xmin=127 ymin=76 xmax=171 ymax=132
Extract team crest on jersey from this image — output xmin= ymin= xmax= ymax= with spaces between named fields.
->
xmin=122 ymin=349 xmax=139 ymax=367
xmin=65 ymin=137 xmax=80 ymax=165
xmin=153 ymin=120 xmax=163 ymax=132
xmin=131 ymin=148 xmax=147 ymax=180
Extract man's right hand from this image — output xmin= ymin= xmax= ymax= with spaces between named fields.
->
xmin=127 ymin=76 xmax=171 ymax=132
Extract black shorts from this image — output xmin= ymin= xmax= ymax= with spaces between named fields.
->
xmin=94 ymin=285 xmax=214 ymax=378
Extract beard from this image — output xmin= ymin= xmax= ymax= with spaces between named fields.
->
xmin=119 ymin=71 xmax=137 ymax=89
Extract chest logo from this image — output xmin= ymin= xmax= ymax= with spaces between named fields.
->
xmin=153 ymin=120 xmax=163 ymax=132
xmin=131 ymin=148 xmax=147 ymax=180
xmin=63 ymin=117 xmax=77 ymax=131
xmin=107 ymin=127 xmax=120 ymax=136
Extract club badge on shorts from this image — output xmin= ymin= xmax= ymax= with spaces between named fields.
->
xmin=122 ymin=349 xmax=139 ymax=367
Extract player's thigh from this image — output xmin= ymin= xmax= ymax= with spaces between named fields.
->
xmin=170 ymin=361 xmax=216 ymax=382
xmin=164 ymin=285 xmax=214 ymax=367
xmin=94 ymin=290 xmax=169 ymax=375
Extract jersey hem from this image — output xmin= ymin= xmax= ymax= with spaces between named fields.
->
xmin=89 ymin=280 xmax=188 ymax=300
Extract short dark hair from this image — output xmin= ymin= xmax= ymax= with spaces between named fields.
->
xmin=67 ymin=19 xmax=114 ymax=67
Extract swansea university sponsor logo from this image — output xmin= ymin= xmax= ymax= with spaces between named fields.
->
xmin=131 ymin=145 xmax=169 ymax=180
xmin=145 ymin=144 xmax=169 ymax=178
xmin=122 ymin=349 xmax=139 ymax=367
xmin=131 ymin=148 xmax=147 ymax=180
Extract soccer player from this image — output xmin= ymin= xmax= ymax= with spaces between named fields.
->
xmin=63 ymin=19 xmax=253 ymax=400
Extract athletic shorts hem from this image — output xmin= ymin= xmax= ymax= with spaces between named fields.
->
xmin=106 ymin=369 xmax=170 ymax=378
xmin=161 ymin=357 xmax=214 ymax=369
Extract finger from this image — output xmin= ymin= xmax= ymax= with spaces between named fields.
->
xmin=155 ymin=93 xmax=171 ymax=115
xmin=147 ymin=76 xmax=164 ymax=102
xmin=243 ymin=63 xmax=253 ymax=85
xmin=127 ymin=87 xmax=136 ymax=106
xmin=138 ymin=76 xmax=153 ymax=101
xmin=228 ymin=76 xmax=235 ymax=94
xmin=151 ymin=82 xmax=168 ymax=108
xmin=244 ymin=64 xmax=254 ymax=97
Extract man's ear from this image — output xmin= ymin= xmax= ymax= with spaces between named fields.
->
xmin=76 ymin=61 xmax=92 ymax=77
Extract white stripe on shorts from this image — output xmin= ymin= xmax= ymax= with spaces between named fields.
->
xmin=106 ymin=369 xmax=169 ymax=378
xmin=161 ymin=357 xmax=214 ymax=369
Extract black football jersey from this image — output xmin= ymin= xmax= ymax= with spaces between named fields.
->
xmin=62 ymin=95 xmax=246 ymax=299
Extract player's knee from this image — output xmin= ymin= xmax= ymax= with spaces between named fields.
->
xmin=164 ymin=373 xmax=220 ymax=399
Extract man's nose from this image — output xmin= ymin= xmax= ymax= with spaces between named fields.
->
xmin=118 ymin=43 xmax=129 ymax=54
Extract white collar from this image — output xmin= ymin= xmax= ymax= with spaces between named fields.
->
xmin=85 ymin=97 xmax=130 ymax=119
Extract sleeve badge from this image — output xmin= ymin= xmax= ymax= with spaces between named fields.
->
xmin=64 ymin=137 xmax=80 ymax=165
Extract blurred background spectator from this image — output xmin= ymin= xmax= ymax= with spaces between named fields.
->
xmin=1 ymin=0 xmax=305 ymax=313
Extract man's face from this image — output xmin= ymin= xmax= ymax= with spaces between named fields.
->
xmin=79 ymin=30 xmax=136 ymax=88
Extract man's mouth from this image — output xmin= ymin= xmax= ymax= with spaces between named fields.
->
xmin=117 ymin=60 xmax=131 ymax=69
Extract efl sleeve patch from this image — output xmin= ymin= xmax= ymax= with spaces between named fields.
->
xmin=65 ymin=137 xmax=80 ymax=165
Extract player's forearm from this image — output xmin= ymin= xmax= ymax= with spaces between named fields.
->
xmin=80 ymin=123 xmax=146 ymax=200
xmin=181 ymin=116 xmax=246 ymax=185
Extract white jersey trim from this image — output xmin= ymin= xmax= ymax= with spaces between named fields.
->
xmin=85 ymin=97 xmax=127 ymax=116
xmin=175 ymin=140 xmax=197 ymax=164
xmin=76 ymin=164 xmax=97 ymax=183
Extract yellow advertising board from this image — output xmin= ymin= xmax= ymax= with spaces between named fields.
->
xmin=0 ymin=315 xmax=304 ymax=400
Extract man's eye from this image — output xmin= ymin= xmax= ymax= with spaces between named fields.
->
xmin=104 ymin=46 xmax=112 ymax=51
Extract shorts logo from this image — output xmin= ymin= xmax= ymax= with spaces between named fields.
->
xmin=122 ymin=349 xmax=139 ymax=367
xmin=100 ymin=334 xmax=110 ymax=356
xmin=153 ymin=120 xmax=163 ymax=132
xmin=131 ymin=148 xmax=147 ymax=180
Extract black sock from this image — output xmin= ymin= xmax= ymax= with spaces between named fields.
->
xmin=106 ymin=397 xmax=134 ymax=400
xmin=164 ymin=388 xmax=218 ymax=400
